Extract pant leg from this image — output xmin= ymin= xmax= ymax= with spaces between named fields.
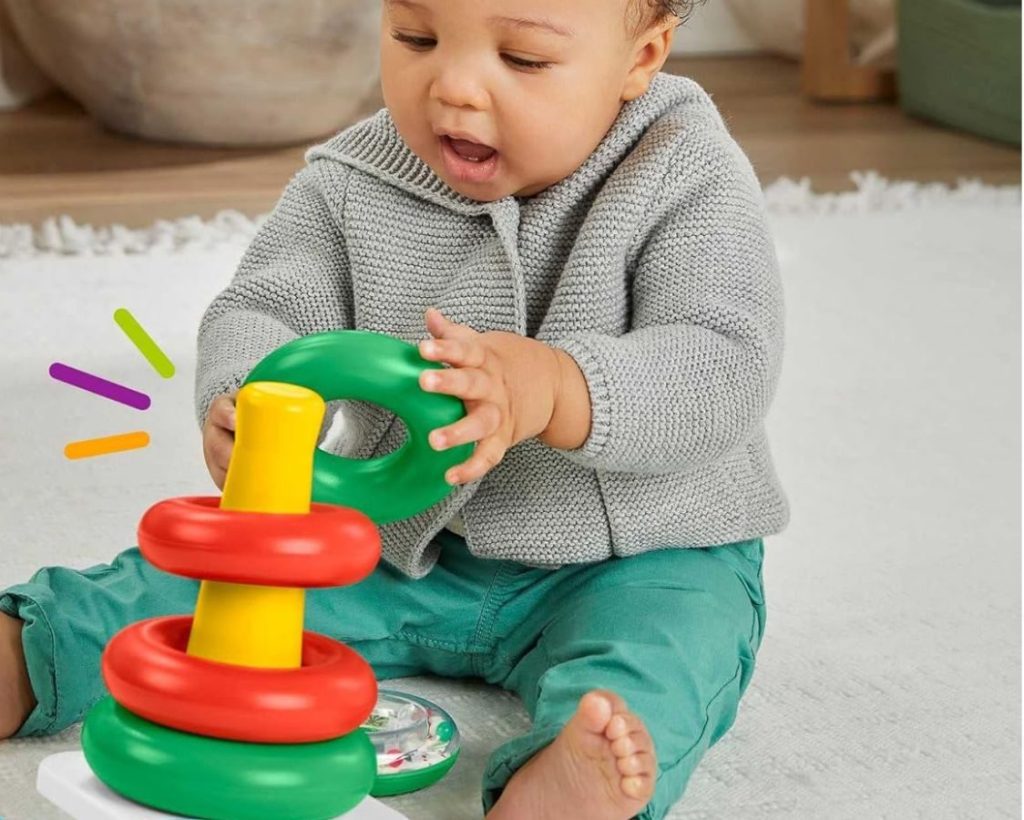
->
xmin=481 ymin=539 xmax=767 ymax=819
xmin=305 ymin=530 xmax=507 ymax=681
xmin=0 ymin=546 xmax=200 ymax=737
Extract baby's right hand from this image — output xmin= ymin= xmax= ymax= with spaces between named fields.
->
xmin=202 ymin=392 xmax=237 ymax=490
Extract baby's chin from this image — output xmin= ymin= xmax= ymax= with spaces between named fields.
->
xmin=439 ymin=175 xmax=522 ymax=203
xmin=442 ymin=174 xmax=552 ymax=203
xmin=436 ymin=162 xmax=516 ymax=202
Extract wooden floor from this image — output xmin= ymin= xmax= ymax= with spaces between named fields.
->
xmin=0 ymin=55 xmax=1019 ymax=229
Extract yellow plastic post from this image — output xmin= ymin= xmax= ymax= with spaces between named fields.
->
xmin=186 ymin=382 xmax=325 ymax=668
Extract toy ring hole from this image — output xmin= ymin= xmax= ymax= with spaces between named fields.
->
xmin=152 ymin=617 xmax=343 ymax=668
xmin=374 ymin=412 xmax=409 ymax=457
xmin=327 ymin=403 xmax=409 ymax=456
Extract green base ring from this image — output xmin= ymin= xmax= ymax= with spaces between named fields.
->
xmin=371 ymin=750 xmax=460 ymax=797
xmin=245 ymin=331 xmax=473 ymax=525
xmin=82 ymin=696 xmax=376 ymax=820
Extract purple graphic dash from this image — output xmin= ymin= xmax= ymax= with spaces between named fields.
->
xmin=49 ymin=363 xmax=151 ymax=410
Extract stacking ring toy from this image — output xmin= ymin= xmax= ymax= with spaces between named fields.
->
xmin=103 ymin=617 xmax=377 ymax=743
xmin=138 ymin=497 xmax=380 ymax=587
xmin=82 ymin=697 xmax=376 ymax=820
xmin=244 ymin=330 xmax=473 ymax=524
xmin=82 ymin=334 xmax=472 ymax=818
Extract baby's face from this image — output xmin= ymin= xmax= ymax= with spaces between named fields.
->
xmin=380 ymin=0 xmax=673 ymax=201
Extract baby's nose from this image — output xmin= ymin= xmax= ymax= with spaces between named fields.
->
xmin=430 ymin=64 xmax=490 ymax=111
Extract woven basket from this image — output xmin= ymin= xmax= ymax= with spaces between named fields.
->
xmin=4 ymin=0 xmax=380 ymax=146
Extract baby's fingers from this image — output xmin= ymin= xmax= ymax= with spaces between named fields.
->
xmin=204 ymin=427 xmax=234 ymax=490
xmin=429 ymin=403 xmax=502 ymax=452
xmin=420 ymin=366 xmax=491 ymax=401
xmin=210 ymin=394 xmax=237 ymax=432
xmin=446 ymin=436 xmax=508 ymax=485
xmin=419 ymin=337 xmax=486 ymax=370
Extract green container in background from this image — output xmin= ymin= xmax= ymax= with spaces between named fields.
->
xmin=899 ymin=0 xmax=1021 ymax=145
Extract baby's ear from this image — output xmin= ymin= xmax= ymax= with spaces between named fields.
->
xmin=622 ymin=19 xmax=676 ymax=101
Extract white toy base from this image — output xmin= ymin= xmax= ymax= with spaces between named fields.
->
xmin=37 ymin=752 xmax=409 ymax=820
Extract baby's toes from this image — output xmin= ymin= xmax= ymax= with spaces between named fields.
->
xmin=609 ymin=714 xmax=656 ymax=803
xmin=605 ymin=710 xmax=642 ymax=742
xmin=598 ymin=689 xmax=630 ymax=714
xmin=622 ymin=771 xmax=654 ymax=801
xmin=616 ymin=749 xmax=653 ymax=778
xmin=576 ymin=690 xmax=615 ymax=735
xmin=610 ymin=732 xmax=638 ymax=758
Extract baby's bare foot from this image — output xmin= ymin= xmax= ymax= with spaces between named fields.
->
xmin=0 ymin=612 xmax=35 ymax=739
xmin=487 ymin=690 xmax=656 ymax=820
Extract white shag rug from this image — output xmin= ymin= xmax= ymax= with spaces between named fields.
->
xmin=0 ymin=175 xmax=1019 ymax=819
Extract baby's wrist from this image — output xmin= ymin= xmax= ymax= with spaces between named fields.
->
xmin=538 ymin=348 xmax=591 ymax=450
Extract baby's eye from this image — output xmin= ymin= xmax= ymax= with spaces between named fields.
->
xmin=391 ymin=31 xmax=436 ymax=50
xmin=502 ymin=54 xmax=554 ymax=72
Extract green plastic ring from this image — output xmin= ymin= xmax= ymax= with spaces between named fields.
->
xmin=244 ymin=331 xmax=473 ymax=524
xmin=82 ymin=697 xmax=377 ymax=820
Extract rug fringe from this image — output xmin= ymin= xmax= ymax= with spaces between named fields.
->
xmin=0 ymin=210 xmax=264 ymax=259
xmin=763 ymin=171 xmax=1020 ymax=215
xmin=0 ymin=173 xmax=1019 ymax=258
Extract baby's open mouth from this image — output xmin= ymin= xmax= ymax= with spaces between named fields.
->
xmin=439 ymin=134 xmax=500 ymax=184
xmin=443 ymin=135 xmax=497 ymax=163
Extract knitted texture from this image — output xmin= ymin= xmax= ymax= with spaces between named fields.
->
xmin=195 ymin=72 xmax=789 ymax=578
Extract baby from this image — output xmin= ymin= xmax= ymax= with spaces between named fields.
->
xmin=0 ymin=1 xmax=787 ymax=818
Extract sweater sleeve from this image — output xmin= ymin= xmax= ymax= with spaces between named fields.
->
xmin=550 ymin=131 xmax=784 ymax=475
xmin=194 ymin=161 xmax=354 ymax=429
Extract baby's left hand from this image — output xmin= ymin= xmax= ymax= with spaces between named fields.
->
xmin=418 ymin=308 xmax=563 ymax=485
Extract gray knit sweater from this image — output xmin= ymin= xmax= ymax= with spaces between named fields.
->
xmin=195 ymin=72 xmax=788 ymax=578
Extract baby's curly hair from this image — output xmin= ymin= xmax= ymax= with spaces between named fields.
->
xmin=629 ymin=0 xmax=705 ymax=33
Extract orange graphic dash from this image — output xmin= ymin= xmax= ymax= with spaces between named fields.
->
xmin=64 ymin=432 xmax=151 ymax=460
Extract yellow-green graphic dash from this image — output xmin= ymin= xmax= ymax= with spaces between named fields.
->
xmin=113 ymin=308 xmax=175 ymax=378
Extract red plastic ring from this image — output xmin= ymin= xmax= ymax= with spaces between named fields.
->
xmin=138 ymin=496 xmax=380 ymax=587
xmin=103 ymin=616 xmax=377 ymax=744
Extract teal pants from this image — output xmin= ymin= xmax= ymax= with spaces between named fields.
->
xmin=0 ymin=532 xmax=766 ymax=818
